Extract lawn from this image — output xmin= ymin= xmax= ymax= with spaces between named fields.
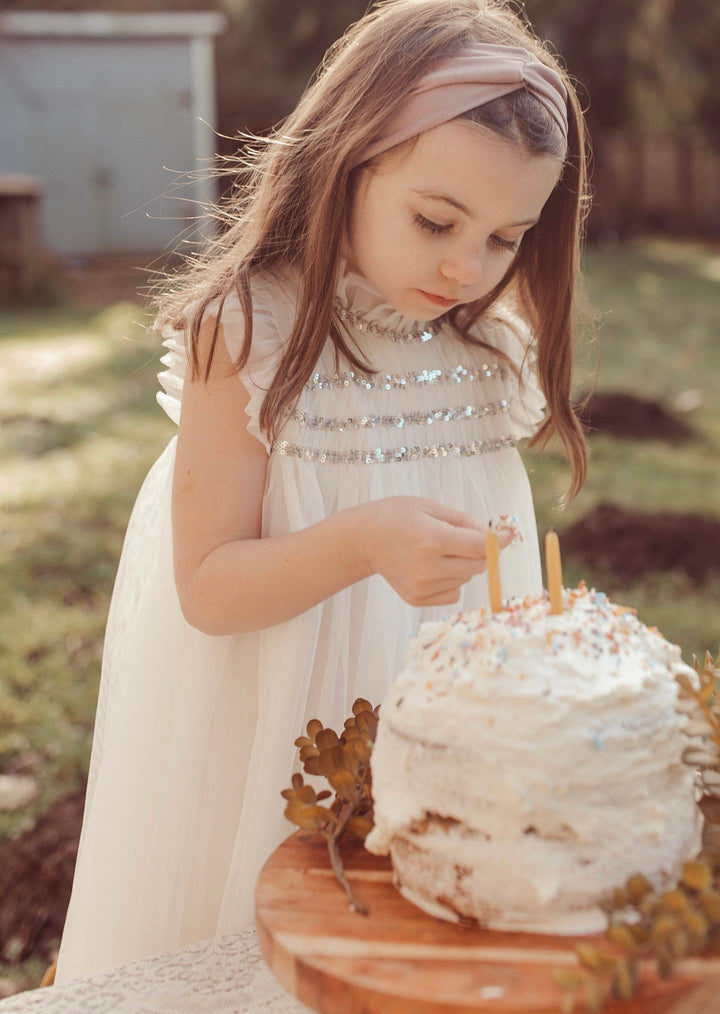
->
xmin=523 ymin=238 xmax=720 ymax=662
xmin=0 ymin=238 xmax=719 ymax=987
xmin=0 ymin=298 xmax=174 ymax=844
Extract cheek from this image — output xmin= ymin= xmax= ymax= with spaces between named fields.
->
xmin=471 ymin=256 xmax=515 ymax=300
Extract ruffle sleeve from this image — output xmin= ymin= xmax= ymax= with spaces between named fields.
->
xmin=155 ymin=271 xmax=295 ymax=450
xmin=480 ymin=311 xmax=546 ymax=440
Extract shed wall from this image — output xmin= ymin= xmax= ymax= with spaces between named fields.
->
xmin=0 ymin=35 xmax=210 ymax=255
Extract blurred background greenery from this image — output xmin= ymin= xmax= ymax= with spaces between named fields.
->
xmin=0 ymin=0 xmax=719 ymax=995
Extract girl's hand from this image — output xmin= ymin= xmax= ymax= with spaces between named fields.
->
xmin=359 ymin=497 xmax=512 ymax=607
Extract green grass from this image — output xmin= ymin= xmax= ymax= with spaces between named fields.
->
xmin=522 ymin=238 xmax=720 ymax=661
xmin=0 ymin=301 xmax=174 ymax=843
xmin=0 ymin=238 xmax=719 ymax=989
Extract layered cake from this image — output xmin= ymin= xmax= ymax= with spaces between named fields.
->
xmin=365 ymin=584 xmax=700 ymax=934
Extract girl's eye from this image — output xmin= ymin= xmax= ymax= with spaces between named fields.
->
xmin=489 ymin=234 xmax=521 ymax=254
xmin=414 ymin=213 xmax=453 ymax=236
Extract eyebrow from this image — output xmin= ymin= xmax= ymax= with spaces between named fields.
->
xmin=412 ymin=189 xmax=539 ymax=228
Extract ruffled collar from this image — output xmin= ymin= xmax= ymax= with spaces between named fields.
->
xmin=335 ymin=264 xmax=443 ymax=342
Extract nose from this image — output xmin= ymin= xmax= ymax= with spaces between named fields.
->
xmin=439 ymin=247 xmax=485 ymax=287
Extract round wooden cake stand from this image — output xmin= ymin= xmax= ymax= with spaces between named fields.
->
xmin=256 ymin=830 xmax=720 ymax=1014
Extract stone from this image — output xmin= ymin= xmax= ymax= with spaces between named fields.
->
xmin=0 ymin=774 xmax=39 ymax=811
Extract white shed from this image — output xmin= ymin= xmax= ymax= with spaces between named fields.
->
xmin=0 ymin=11 xmax=226 ymax=257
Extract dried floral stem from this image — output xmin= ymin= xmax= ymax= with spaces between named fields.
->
xmin=327 ymin=804 xmax=369 ymax=915
xmin=281 ymin=699 xmax=379 ymax=914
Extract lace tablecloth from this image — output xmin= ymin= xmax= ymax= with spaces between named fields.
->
xmin=0 ymin=930 xmax=311 ymax=1014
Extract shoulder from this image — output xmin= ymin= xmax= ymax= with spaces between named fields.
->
xmin=196 ymin=264 xmax=300 ymax=368
xmin=212 ymin=264 xmax=301 ymax=338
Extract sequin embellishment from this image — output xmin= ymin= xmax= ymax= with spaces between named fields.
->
xmin=305 ymin=363 xmax=507 ymax=391
xmin=335 ymin=302 xmax=439 ymax=343
xmin=293 ymin=401 xmax=510 ymax=432
xmin=274 ymin=436 xmax=516 ymax=464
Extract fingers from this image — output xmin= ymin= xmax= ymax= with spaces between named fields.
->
xmin=423 ymin=500 xmax=483 ymax=533
xmin=433 ymin=515 xmax=514 ymax=563
xmin=367 ymin=497 xmax=519 ymax=607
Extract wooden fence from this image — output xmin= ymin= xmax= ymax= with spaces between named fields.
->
xmin=588 ymin=130 xmax=720 ymax=239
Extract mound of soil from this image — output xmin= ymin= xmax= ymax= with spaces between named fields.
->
xmin=562 ymin=502 xmax=720 ymax=585
xmin=0 ymin=788 xmax=84 ymax=964
xmin=577 ymin=391 xmax=695 ymax=442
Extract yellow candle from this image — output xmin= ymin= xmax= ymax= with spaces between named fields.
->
xmin=486 ymin=526 xmax=502 ymax=613
xmin=545 ymin=529 xmax=563 ymax=614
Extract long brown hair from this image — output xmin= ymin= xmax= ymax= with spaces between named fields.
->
xmin=158 ymin=0 xmax=591 ymax=500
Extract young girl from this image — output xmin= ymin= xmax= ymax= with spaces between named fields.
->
xmin=56 ymin=0 xmax=589 ymax=983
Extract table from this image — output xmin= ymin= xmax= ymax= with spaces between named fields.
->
xmin=4 ymin=832 xmax=720 ymax=1014
xmin=0 ymin=929 xmax=311 ymax=1014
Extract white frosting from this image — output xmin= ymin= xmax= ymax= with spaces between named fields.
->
xmin=366 ymin=584 xmax=701 ymax=934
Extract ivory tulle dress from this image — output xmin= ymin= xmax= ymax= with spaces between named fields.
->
xmin=56 ymin=266 xmax=545 ymax=983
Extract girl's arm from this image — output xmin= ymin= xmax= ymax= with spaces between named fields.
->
xmin=173 ymin=319 xmax=508 ymax=636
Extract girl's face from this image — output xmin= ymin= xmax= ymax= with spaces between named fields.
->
xmin=345 ymin=119 xmax=563 ymax=320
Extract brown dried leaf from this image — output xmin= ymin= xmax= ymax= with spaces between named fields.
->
xmin=327 ymin=768 xmax=358 ymax=802
xmin=611 ymin=887 xmax=628 ymax=909
xmin=652 ymin=915 xmax=679 ymax=943
xmin=300 ymin=804 xmax=337 ymax=824
xmin=340 ymin=741 xmax=363 ymax=777
xmin=639 ymin=890 xmax=660 ymax=917
xmin=298 ymin=783 xmax=319 ymax=804
xmin=659 ymin=889 xmax=690 ymax=914
xmin=699 ymin=889 xmax=720 ymax=922
xmin=607 ymin=923 xmax=637 ymax=951
xmin=346 ymin=735 xmax=371 ymax=767
xmin=575 ymin=943 xmax=614 ymax=973
xmin=304 ymin=753 xmax=336 ymax=778
xmin=355 ymin=709 xmax=378 ymax=739
xmin=345 ymin=815 xmax=374 ymax=840
xmin=626 ymin=872 xmax=653 ymax=904
xmin=284 ymin=800 xmax=325 ymax=831
xmin=629 ymin=923 xmax=651 ymax=947
xmin=682 ymin=909 xmax=709 ymax=948
xmin=316 ymin=727 xmax=340 ymax=751
xmin=681 ymin=859 xmax=713 ymax=892
xmin=329 ymin=744 xmax=350 ymax=772
xmin=306 ymin=718 xmax=324 ymax=739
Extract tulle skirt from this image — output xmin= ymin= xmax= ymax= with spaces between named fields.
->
xmin=56 ymin=434 xmax=542 ymax=983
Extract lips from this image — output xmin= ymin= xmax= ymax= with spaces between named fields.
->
xmin=418 ymin=290 xmax=459 ymax=308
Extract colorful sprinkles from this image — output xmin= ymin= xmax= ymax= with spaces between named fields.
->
xmin=413 ymin=582 xmax=672 ymax=697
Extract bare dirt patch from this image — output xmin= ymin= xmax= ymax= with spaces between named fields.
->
xmin=0 ymin=788 xmax=84 ymax=965
xmin=577 ymin=390 xmax=695 ymax=442
xmin=562 ymin=502 xmax=720 ymax=586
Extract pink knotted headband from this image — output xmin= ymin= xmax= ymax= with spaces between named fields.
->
xmin=354 ymin=43 xmax=569 ymax=167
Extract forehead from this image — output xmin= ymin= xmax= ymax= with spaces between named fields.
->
xmin=367 ymin=119 xmax=563 ymax=220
